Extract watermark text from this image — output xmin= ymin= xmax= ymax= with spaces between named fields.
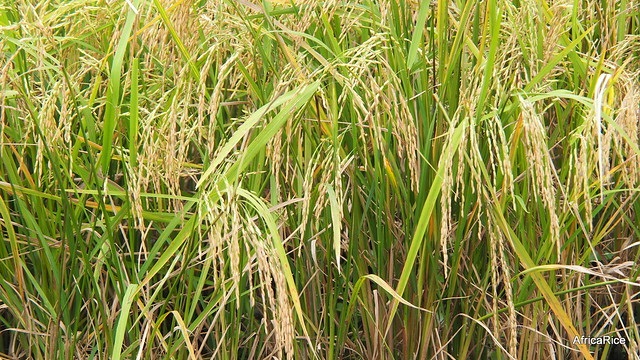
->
xmin=572 ymin=335 xmax=626 ymax=345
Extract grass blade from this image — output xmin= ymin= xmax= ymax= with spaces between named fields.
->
xmin=112 ymin=284 xmax=137 ymax=360
xmin=101 ymin=0 xmax=139 ymax=173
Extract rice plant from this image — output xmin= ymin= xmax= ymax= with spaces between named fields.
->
xmin=0 ymin=0 xmax=639 ymax=359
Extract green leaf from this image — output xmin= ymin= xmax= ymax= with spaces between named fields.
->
xmin=112 ymin=284 xmax=137 ymax=360
xmin=101 ymin=0 xmax=140 ymax=173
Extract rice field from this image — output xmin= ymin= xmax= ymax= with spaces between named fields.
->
xmin=0 ymin=0 xmax=639 ymax=359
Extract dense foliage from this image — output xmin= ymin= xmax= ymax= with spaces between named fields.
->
xmin=1 ymin=0 xmax=639 ymax=358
